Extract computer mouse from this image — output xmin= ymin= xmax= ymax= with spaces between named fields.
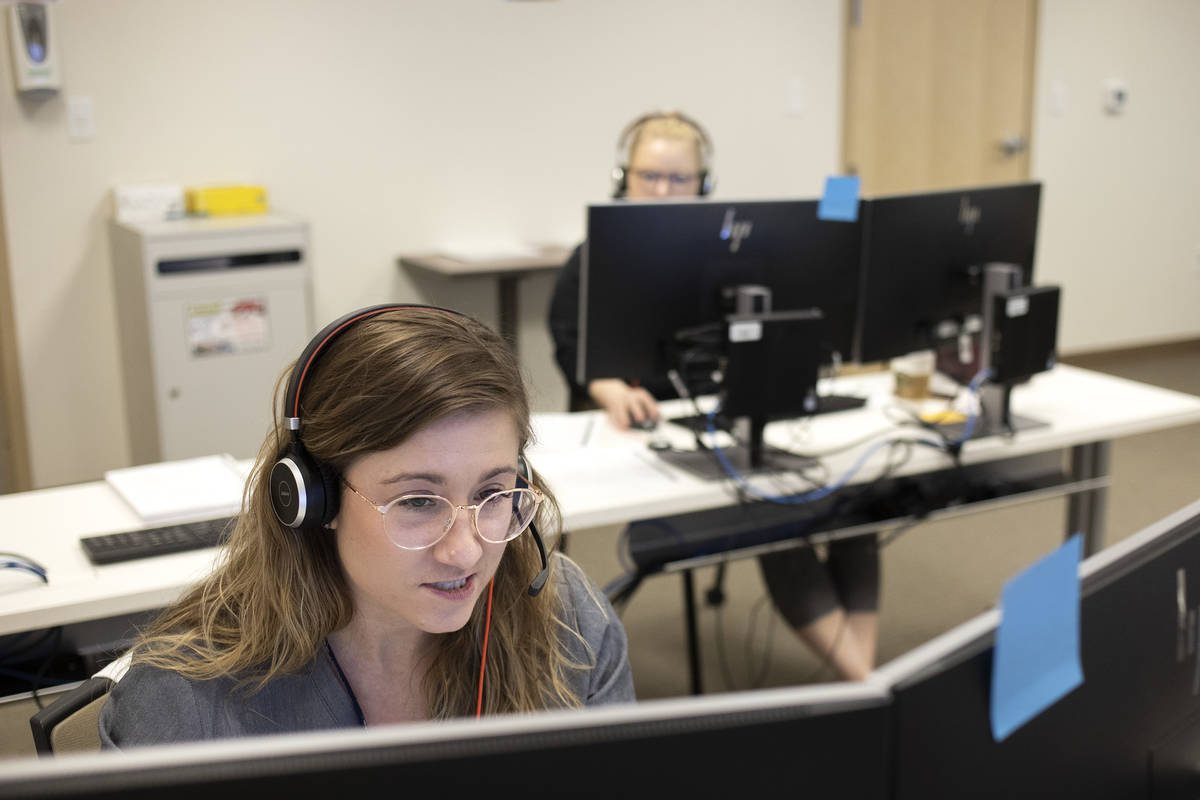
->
xmin=630 ymin=417 xmax=658 ymax=431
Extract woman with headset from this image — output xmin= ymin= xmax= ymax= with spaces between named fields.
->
xmin=100 ymin=305 xmax=635 ymax=747
xmin=548 ymin=110 xmax=714 ymax=429
xmin=548 ymin=112 xmax=879 ymax=682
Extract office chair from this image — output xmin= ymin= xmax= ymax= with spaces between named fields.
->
xmin=29 ymin=651 xmax=130 ymax=755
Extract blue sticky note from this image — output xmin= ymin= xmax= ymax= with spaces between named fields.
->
xmin=817 ymin=175 xmax=860 ymax=222
xmin=990 ymin=533 xmax=1084 ymax=741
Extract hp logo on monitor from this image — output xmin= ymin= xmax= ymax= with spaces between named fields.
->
xmin=719 ymin=208 xmax=754 ymax=253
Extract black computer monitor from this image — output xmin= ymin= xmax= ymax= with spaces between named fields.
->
xmin=881 ymin=498 xmax=1200 ymax=799
xmin=0 ymin=682 xmax=891 ymax=799
xmin=578 ymin=197 xmax=863 ymax=393
xmin=856 ymin=182 xmax=1042 ymax=365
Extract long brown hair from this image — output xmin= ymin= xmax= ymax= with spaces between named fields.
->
xmin=131 ymin=308 xmax=585 ymax=716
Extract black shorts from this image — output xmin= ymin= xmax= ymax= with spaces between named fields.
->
xmin=757 ymin=535 xmax=880 ymax=628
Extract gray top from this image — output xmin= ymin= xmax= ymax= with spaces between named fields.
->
xmin=99 ymin=554 xmax=634 ymax=748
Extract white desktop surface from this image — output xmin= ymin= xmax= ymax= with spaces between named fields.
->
xmin=529 ymin=364 xmax=1200 ymax=531
xmin=0 ymin=482 xmax=225 ymax=636
xmin=0 ymin=364 xmax=1197 ymax=637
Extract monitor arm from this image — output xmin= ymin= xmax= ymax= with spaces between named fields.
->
xmin=978 ymin=263 xmax=1024 ymax=432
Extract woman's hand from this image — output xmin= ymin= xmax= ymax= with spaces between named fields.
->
xmin=587 ymin=379 xmax=660 ymax=430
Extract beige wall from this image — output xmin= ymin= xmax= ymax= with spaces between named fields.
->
xmin=1030 ymin=0 xmax=1200 ymax=353
xmin=1 ymin=0 xmax=1197 ymax=490
xmin=0 ymin=0 xmax=843 ymax=488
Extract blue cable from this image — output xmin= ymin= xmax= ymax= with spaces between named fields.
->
xmin=705 ymin=407 xmax=942 ymax=505
xmin=948 ymin=367 xmax=994 ymax=447
xmin=703 ymin=365 xmax=994 ymax=506
xmin=0 ymin=561 xmax=48 ymax=583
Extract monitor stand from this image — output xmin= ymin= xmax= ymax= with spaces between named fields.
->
xmin=814 ymin=393 xmax=868 ymax=414
xmin=932 ymin=383 xmax=1047 ymax=442
xmin=932 ymin=411 xmax=1047 ymax=443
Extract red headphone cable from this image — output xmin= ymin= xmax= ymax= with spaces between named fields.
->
xmin=475 ymin=577 xmax=495 ymax=718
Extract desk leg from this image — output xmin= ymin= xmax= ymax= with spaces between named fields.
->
xmin=1067 ymin=441 xmax=1111 ymax=556
xmin=682 ymin=569 xmax=703 ymax=695
xmin=498 ymin=275 xmax=518 ymax=352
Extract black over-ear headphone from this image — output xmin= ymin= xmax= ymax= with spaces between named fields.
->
xmin=268 ymin=303 xmax=550 ymax=596
xmin=611 ymin=109 xmax=715 ymax=199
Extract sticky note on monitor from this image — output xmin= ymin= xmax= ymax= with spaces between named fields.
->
xmin=817 ymin=175 xmax=860 ymax=222
xmin=990 ymin=533 xmax=1084 ymax=742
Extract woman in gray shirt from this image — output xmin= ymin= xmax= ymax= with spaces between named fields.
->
xmin=100 ymin=305 xmax=634 ymax=748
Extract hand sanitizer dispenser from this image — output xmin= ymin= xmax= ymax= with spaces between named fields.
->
xmin=8 ymin=2 xmax=60 ymax=93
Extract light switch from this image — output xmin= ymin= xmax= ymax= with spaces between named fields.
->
xmin=1049 ymin=80 xmax=1068 ymax=117
xmin=786 ymin=77 xmax=806 ymax=118
xmin=67 ymin=95 xmax=95 ymax=141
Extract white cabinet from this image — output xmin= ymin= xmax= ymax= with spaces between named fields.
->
xmin=110 ymin=215 xmax=313 ymax=464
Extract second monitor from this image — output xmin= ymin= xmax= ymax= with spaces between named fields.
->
xmin=856 ymin=181 xmax=1042 ymax=368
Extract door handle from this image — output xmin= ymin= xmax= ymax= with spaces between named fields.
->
xmin=998 ymin=134 xmax=1028 ymax=156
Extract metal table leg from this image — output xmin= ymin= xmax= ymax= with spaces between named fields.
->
xmin=497 ymin=275 xmax=519 ymax=352
xmin=1067 ymin=441 xmax=1111 ymax=556
xmin=682 ymin=569 xmax=703 ymax=695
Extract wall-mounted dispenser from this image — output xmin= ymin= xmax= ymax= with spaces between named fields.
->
xmin=8 ymin=1 xmax=60 ymax=93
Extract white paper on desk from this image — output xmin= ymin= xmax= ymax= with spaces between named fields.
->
xmin=105 ymin=454 xmax=247 ymax=524
xmin=529 ymin=447 xmax=689 ymax=519
xmin=530 ymin=412 xmax=652 ymax=454
xmin=530 ymin=413 xmax=595 ymax=454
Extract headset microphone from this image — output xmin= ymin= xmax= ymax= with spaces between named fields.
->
xmin=518 ymin=455 xmax=550 ymax=596
xmin=526 ymin=522 xmax=549 ymax=597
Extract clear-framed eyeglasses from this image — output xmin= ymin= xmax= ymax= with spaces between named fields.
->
xmin=342 ymin=479 xmax=543 ymax=551
xmin=631 ymin=169 xmax=699 ymax=188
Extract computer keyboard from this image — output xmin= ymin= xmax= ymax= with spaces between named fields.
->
xmin=80 ymin=516 xmax=235 ymax=565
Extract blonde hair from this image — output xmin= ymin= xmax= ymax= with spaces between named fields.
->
xmin=625 ymin=113 xmax=709 ymax=170
xmin=130 ymin=309 xmax=585 ymax=716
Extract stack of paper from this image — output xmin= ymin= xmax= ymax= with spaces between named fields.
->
xmin=105 ymin=454 xmax=247 ymax=524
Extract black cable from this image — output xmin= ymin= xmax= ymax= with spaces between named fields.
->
xmin=887 ymin=404 xmax=974 ymax=504
xmin=745 ymin=592 xmax=777 ymax=689
xmin=704 ymin=563 xmax=726 ymax=607
xmin=605 ymin=518 xmax=691 ymax=614
xmin=29 ymin=627 xmax=63 ymax=710
xmin=713 ymin=590 xmax=737 ymax=691
xmin=712 ymin=582 xmax=778 ymax=692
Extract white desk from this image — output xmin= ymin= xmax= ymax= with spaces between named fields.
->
xmin=0 ymin=364 xmax=1196 ymax=641
xmin=529 ymin=364 xmax=1200 ymax=541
